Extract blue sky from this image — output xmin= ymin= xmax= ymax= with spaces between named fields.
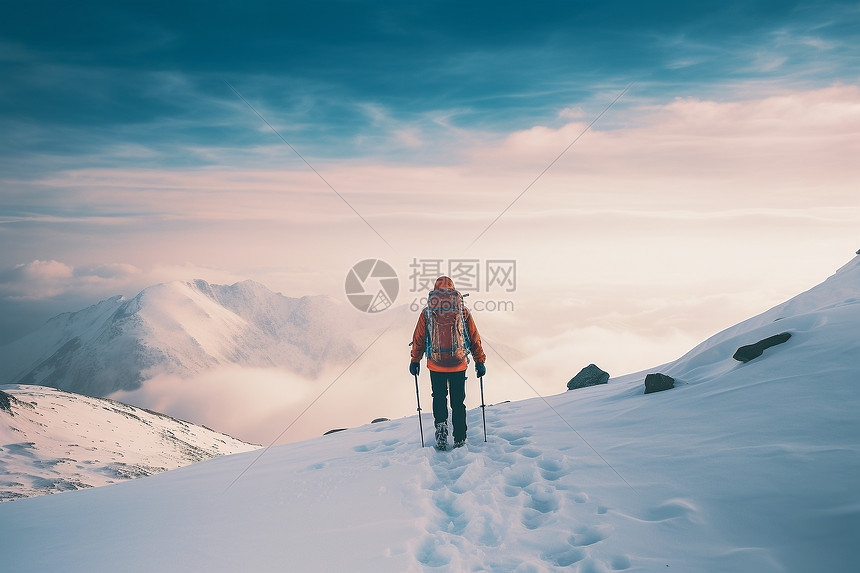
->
xmin=2 ymin=0 xmax=857 ymax=171
xmin=1 ymin=0 xmax=858 ymax=374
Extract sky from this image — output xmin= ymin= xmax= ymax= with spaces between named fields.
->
xmin=1 ymin=1 xmax=859 ymax=397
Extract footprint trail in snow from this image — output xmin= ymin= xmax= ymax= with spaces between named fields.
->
xmin=407 ymin=406 xmax=629 ymax=572
xmin=345 ymin=403 xmax=702 ymax=571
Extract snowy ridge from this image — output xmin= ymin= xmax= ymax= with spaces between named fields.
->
xmin=0 ymin=258 xmax=858 ymax=571
xmin=0 ymin=280 xmax=362 ymax=396
xmin=0 ymin=385 xmax=258 ymax=501
xmin=655 ymin=254 xmax=860 ymax=384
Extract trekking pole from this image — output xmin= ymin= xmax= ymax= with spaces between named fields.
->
xmin=414 ymin=373 xmax=425 ymax=447
xmin=479 ymin=375 xmax=488 ymax=442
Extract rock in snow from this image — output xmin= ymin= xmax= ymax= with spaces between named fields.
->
xmin=567 ymin=363 xmax=610 ymax=390
xmin=0 ymin=255 xmax=858 ymax=572
xmin=732 ymin=332 xmax=792 ymax=363
xmin=644 ymin=373 xmax=675 ymax=394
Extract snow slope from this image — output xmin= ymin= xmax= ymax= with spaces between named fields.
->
xmin=0 ymin=280 xmax=362 ymax=396
xmin=0 ymin=385 xmax=258 ymax=501
xmin=0 ymin=257 xmax=858 ymax=572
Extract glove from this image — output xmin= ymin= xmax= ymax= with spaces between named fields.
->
xmin=475 ymin=362 xmax=486 ymax=377
xmin=409 ymin=361 xmax=420 ymax=376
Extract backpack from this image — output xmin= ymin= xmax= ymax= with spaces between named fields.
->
xmin=424 ymin=288 xmax=471 ymax=367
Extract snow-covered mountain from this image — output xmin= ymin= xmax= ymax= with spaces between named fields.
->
xmin=658 ymin=254 xmax=860 ymax=380
xmin=0 ymin=280 xmax=362 ymax=396
xmin=0 ymin=384 xmax=258 ymax=502
xmin=0 ymin=257 xmax=857 ymax=571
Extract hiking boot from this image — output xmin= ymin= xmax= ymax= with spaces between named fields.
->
xmin=453 ymin=439 xmax=465 ymax=449
xmin=435 ymin=422 xmax=448 ymax=450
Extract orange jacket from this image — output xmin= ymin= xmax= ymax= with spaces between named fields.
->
xmin=410 ymin=276 xmax=486 ymax=372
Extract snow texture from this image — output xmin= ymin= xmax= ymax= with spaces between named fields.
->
xmin=0 ymin=280 xmax=362 ymax=396
xmin=0 ymin=257 xmax=858 ymax=571
xmin=0 ymin=385 xmax=258 ymax=501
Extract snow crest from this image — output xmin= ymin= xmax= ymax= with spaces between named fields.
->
xmin=0 ymin=384 xmax=258 ymax=502
xmin=0 ymin=257 xmax=858 ymax=571
xmin=0 ymin=280 xmax=362 ymax=396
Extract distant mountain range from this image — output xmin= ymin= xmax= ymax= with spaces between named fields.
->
xmin=0 ymin=280 xmax=363 ymax=396
xmin=0 ymin=384 xmax=258 ymax=501
xmin=2 ymin=256 xmax=858 ymax=569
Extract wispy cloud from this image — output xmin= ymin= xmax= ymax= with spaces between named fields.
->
xmin=2 ymin=85 xmax=856 ymax=278
xmin=2 ymin=1 xmax=858 ymax=176
xmin=0 ymin=260 xmax=141 ymax=301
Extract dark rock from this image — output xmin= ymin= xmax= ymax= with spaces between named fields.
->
xmin=733 ymin=332 xmax=792 ymax=363
xmin=856 ymin=248 xmax=859 ymax=255
xmin=644 ymin=373 xmax=675 ymax=394
xmin=371 ymin=418 xmax=389 ymax=424
xmin=0 ymin=390 xmax=11 ymax=414
xmin=567 ymin=364 xmax=610 ymax=390
xmin=323 ymin=428 xmax=347 ymax=436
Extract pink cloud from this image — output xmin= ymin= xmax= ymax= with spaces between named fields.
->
xmin=0 ymin=260 xmax=74 ymax=299
xmin=0 ymin=260 xmax=143 ymax=301
xmin=3 ymin=84 xmax=856 ymax=338
xmin=18 ymin=85 xmax=855 ymax=235
xmin=475 ymin=85 xmax=860 ymax=189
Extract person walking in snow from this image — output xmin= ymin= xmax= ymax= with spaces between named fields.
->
xmin=410 ymin=276 xmax=486 ymax=449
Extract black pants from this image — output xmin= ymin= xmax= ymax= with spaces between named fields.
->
xmin=430 ymin=369 xmax=467 ymax=442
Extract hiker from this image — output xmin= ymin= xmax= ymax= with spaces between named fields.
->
xmin=410 ymin=276 xmax=486 ymax=449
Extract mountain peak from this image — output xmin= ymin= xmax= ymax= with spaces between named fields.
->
xmin=834 ymin=253 xmax=860 ymax=276
xmin=3 ymin=253 xmax=858 ymax=569
xmin=0 ymin=280 xmax=361 ymax=396
xmin=0 ymin=384 xmax=257 ymax=501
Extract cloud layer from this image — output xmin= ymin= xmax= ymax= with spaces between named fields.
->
xmin=0 ymin=260 xmax=142 ymax=300
xmin=2 ymin=85 xmax=857 ymax=358
xmin=2 ymin=3 xmax=858 ymax=442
